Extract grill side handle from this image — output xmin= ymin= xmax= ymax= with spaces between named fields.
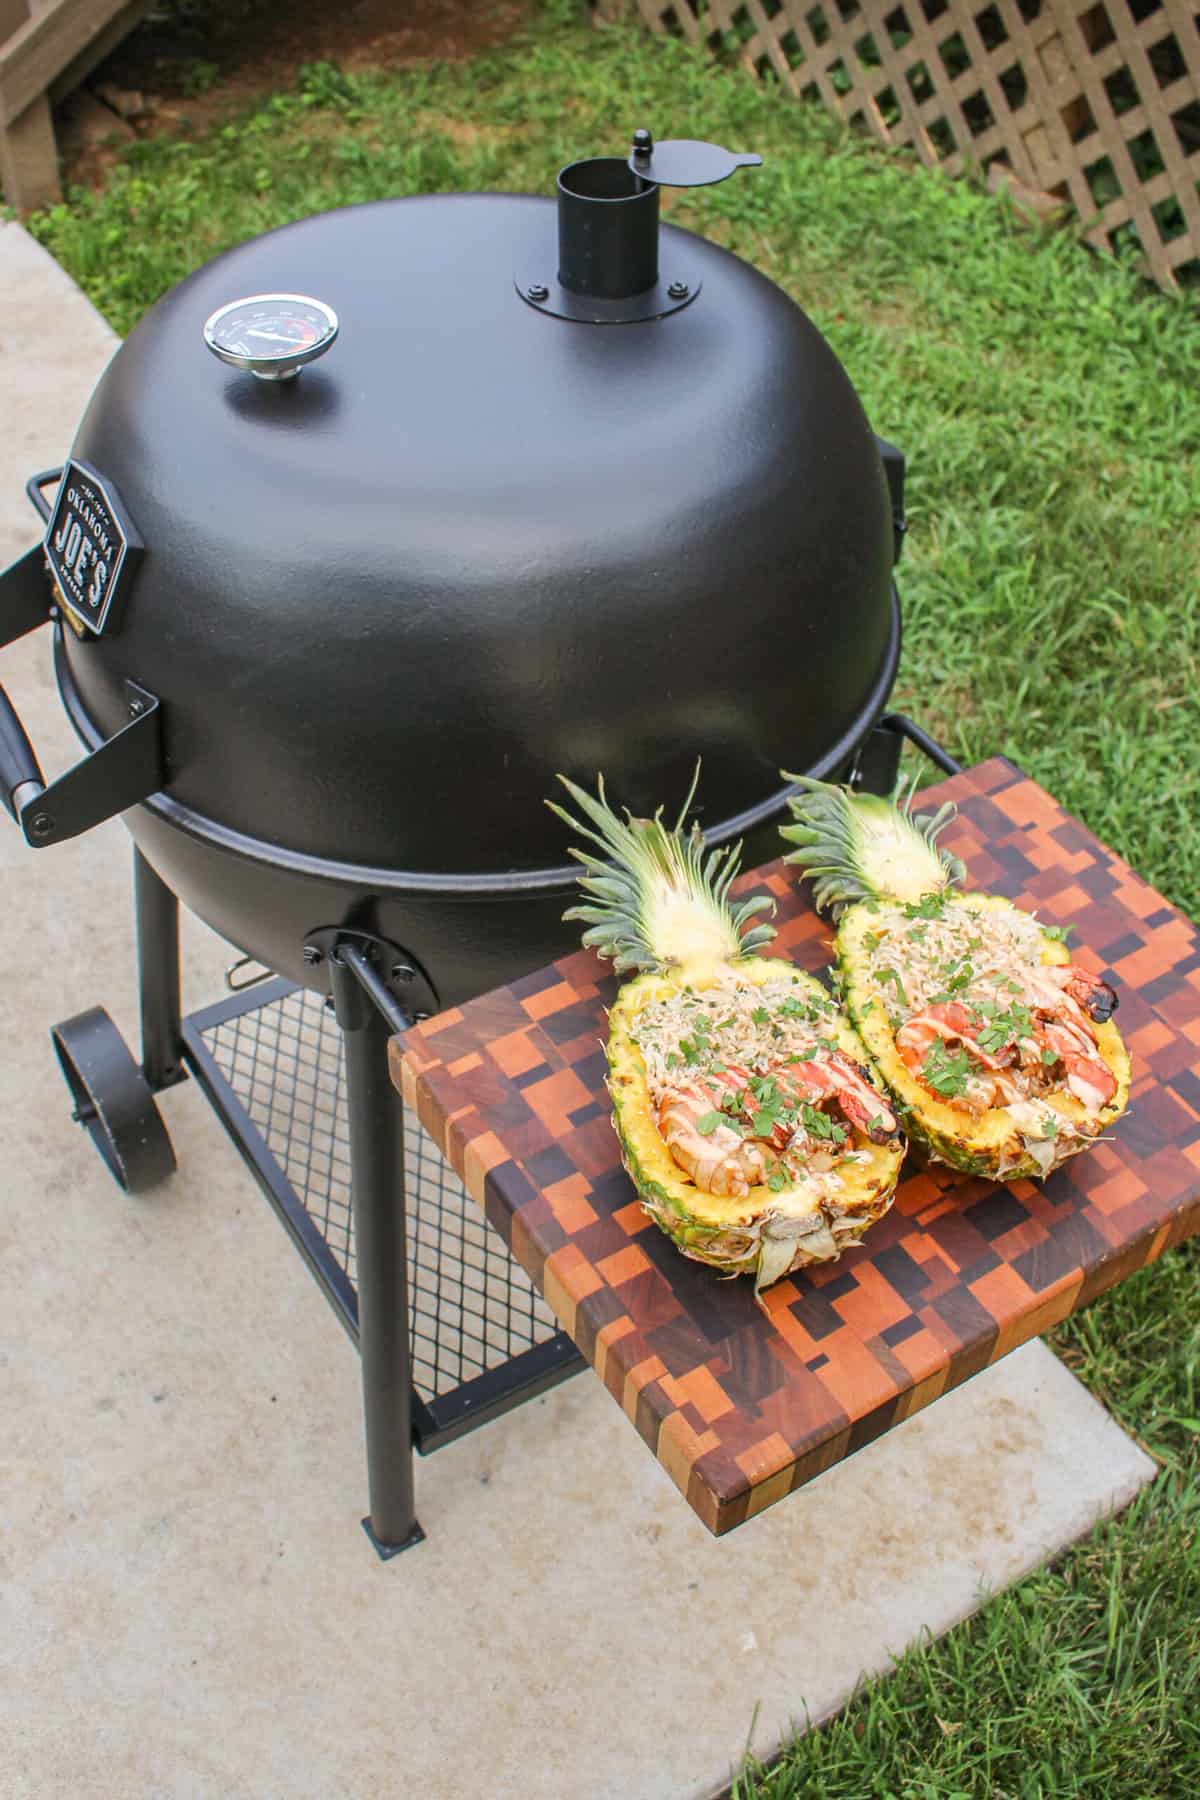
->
xmin=0 ymin=472 xmax=61 ymax=816
xmin=0 ymin=695 xmax=44 ymax=818
xmin=0 ymin=532 xmax=167 ymax=846
xmin=0 ymin=545 xmax=52 ymax=820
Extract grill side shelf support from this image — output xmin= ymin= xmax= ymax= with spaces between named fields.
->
xmin=329 ymin=943 xmax=426 ymax=1559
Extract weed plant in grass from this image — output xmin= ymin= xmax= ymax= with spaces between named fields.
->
xmin=26 ymin=3 xmax=1200 ymax=1791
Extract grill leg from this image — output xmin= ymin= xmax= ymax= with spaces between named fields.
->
xmin=134 ymin=848 xmax=184 ymax=1091
xmin=330 ymin=949 xmax=424 ymax=1558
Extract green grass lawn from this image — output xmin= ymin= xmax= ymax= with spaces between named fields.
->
xmin=28 ymin=2 xmax=1200 ymax=1790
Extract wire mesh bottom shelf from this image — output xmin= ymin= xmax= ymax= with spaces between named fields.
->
xmin=182 ymin=978 xmax=581 ymax=1443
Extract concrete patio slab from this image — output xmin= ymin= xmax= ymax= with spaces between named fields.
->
xmin=0 ymin=220 xmax=1156 ymax=1800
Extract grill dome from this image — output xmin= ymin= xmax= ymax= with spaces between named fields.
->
xmin=65 ymin=189 xmax=895 ymax=875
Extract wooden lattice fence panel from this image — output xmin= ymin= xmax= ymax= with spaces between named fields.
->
xmin=630 ymin=0 xmax=1200 ymax=291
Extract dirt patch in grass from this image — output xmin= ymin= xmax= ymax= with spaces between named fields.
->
xmin=59 ymin=0 xmax=531 ymax=190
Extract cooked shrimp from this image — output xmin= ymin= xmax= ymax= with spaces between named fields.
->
xmin=779 ymin=1053 xmax=898 ymax=1142
xmin=656 ymin=1049 xmax=897 ymax=1196
xmin=657 ymin=1078 xmax=768 ymax=1198
xmin=1037 ymin=1021 xmax=1118 ymax=1109
xmin=896 ymin=1002 xmax=1012 ymax=1072
xmin=1052 ymin=963 xmax=1119 ymax=1023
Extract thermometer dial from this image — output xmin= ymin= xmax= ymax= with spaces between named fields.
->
xmin=203 ymin=293 xmax=339 ymax=380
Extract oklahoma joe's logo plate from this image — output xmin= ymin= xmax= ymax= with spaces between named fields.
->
xmin=44 ymin=460 xmax=143 ymax=636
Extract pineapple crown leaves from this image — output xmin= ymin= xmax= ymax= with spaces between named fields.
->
xmin=777 ymin=773 xmax=965 ymax=915
xmin=546 ymin=763 xmax=776 ymax=977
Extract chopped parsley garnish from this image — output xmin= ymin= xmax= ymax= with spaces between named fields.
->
xmin=921 ymin=1039 xmax=974 ymax=1099
xmin=751 ymin=1006 xmax=770 ymax=1026
xmin=866 ymin=1114 xmax=888 ymax=1136
xmin=694 ymin=1111 xmax=723 ymax=1136
xmin=766 ymin=1164 xmax=790 ymax=1192
xmin=751 ymin=1108 xmax=780 ymax=1139
xmin=800 ymin=1103 xmax=846 ymax=1145
xmin=929 ymin=960 xmax=975 ymax=1000
xmin=903 ymin=892 xmax=947 ymax=920
xmin=1041 ymin=1115 xmax=1059 ymax=1139
xmin=975 ymin=1002 xmax=1032 ymax=1056
xmin=877 ymin=966 xmax=909 ymax=1007
xmin=1042 ymin=924 xmax=1074 ymax=944
xmin=974 ymin=1022 xmax=1007 ymax=1055
xmin=1042 ymin=1045 xmax=1059 ymax=1065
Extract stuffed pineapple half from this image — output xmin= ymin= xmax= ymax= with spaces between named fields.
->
xmin=778 ymin=777 xmax=1131 ymax=1180
xmin=548 ymin=770 xmax=906 ymax=1298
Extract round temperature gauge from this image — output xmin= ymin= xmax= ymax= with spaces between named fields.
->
xmin=202 ymin=293 xmax=339 ymax=380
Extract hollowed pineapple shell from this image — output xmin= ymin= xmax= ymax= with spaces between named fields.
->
xmin=606 ymin=956 xmax=905 ymax=1283
xmin=837 ymin=894 xmax=1132 ymax=1180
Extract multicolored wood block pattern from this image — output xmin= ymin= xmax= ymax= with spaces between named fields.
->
xmin=393 ymin=761 xmax=1200 ymax=1534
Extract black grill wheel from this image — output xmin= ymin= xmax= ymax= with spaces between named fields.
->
xmin=51 ymin=1008 xmax=176 ymax=1194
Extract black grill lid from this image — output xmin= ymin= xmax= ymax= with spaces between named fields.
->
xmin=61 ymin=179 xmax=895 ymax=875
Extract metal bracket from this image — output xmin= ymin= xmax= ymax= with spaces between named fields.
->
xmin=18 ymin=678 xmax=165 ymax=848
xmin=875 ymin=436 xmax=907 ymax=567
xmin=225 ymin=955 xmax=275 ymax=993
xmin=515 ymin=255 xmax=700 ymax=324
xmin=301 ymin=927 xmax=439 ymax=1023
xmin=0 ymin=543 xmax=53 ymax=650
xmin=850 ymin=712 xmax=964 ymax=795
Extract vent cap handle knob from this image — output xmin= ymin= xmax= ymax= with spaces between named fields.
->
xmin=628 ymin=132 xmax=762 ymax=189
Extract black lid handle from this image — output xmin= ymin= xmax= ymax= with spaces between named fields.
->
xmin=0 ymin=541 xmax=53 ymax=821
xmin=0 ymin=682 xmax=45 ymax=821
xmin=628 ymin=130 xmax=762 ymax=189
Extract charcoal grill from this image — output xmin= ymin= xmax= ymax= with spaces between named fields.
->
xmin=0 ymin=131 xmax=958 ymax=1556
